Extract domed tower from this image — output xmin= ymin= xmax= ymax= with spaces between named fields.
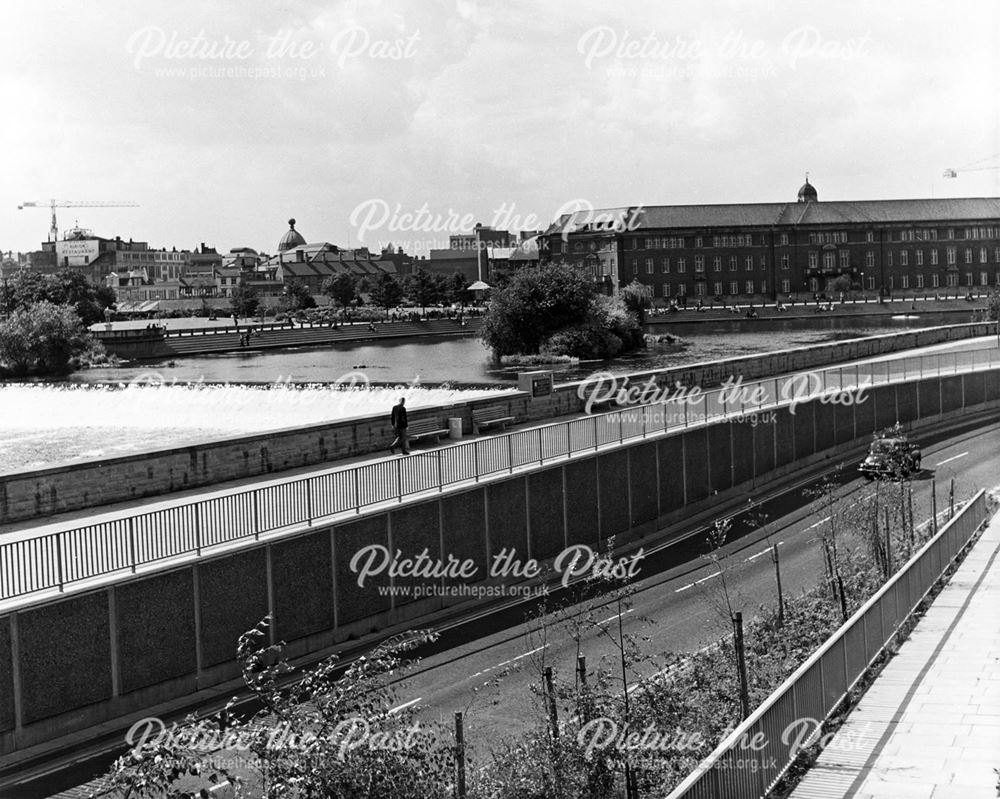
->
xmin=797 ymin=174 xmax=818 ymax=203
xmin=278 ymin=218 xmax=307 ymax=252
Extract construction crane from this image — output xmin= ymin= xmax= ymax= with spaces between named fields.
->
xmin=942 ymin=153 xmax=1000 ymax=178
xmin=17 ymin=199 xmax=140 ymax=242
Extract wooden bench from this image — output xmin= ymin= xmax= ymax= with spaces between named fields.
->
xmin=405 ymin=418 xmax=449 ymax=446
xmin=472 ymin=405 xmax=515 ymax=435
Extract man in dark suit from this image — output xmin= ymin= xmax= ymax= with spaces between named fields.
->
xmin=389 ymin=397 xmax=409 ymax=455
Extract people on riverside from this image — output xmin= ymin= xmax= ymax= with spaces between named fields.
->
xmin=389 ymin=397 xmax=409 ymax=455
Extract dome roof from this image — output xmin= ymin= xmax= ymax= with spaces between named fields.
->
xmin=797 ymin=177 xmax=818 ymax=203
xmin=278 ymin=218 xmax=306 ymax=252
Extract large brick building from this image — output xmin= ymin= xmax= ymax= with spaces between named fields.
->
xmin=542 ymin=181 xmax=1000 ymax=303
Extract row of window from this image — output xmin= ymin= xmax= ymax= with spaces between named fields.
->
xmin=629 ymin=246 xmax=1000 ymax=275
xmin=643 ymin=269 xmax=1000 ymax=298
xmin=614 ymin=226 xmax=999 ymax=252
xmin=898 ymin=229 xmax=938 ymax=242
xmin=807 ymin=231 xmax=849 ymax=245
xmin=886 ymin=247 xmax=1000 ymax=267
xmin=890 ymin=272 xmax=1000 ymax=289
xmin=632 ymin=255 xmax=768 ymax=274
xmin=712 ymin=234 xmax=753 ymax=247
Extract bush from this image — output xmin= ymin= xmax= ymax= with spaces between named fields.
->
xmin=479 ymin=264 xmax=645 ymax=360
xmin=479 ymin=263 xmax=596 ymax=357
xmin=543 ymin=326 xmax=624 ymax=359
xmin=0 ymin=301 xmax=90 ymax=376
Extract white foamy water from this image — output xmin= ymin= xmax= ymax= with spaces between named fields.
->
xmin=0 ymin=376 xmax=512 ymax=470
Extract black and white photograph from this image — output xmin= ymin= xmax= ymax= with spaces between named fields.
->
xmin=1 ymin=2 xmax=999 ymax=797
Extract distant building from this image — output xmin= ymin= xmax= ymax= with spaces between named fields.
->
xmin=542 ymin=180 xmax=1000 ymax=302
xmin=425 ymin=224 xmax=537 ymax=283
xmin=265 ymin=219 xmax=402 ymax=296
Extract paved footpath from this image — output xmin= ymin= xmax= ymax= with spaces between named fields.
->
xmin=790 ymin=509 xmax=1000 ymax=799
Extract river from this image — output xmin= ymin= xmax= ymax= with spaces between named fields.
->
xmin=0 ymin=316 xmax=960 ymax=471
xmin=66 ymin=315 xmax=956 ymax=387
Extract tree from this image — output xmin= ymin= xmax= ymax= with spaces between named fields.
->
xmin=0 ymin=301 xmax=90 ymax=376
xmin=230 ymin=283 xmax=260 ymax=318
xmin=985 ymin=291 xmax=1000 ymax=321
xmin=620 ymin=279 xmax=653 ymax=324
xmin=478 ymin=262 xmax=596 ymax=357
xmin=1 ymin=269 xmax=114 ymax=325
xmin=830 ymin=274 xmax=853 ymax=297
xmin=443 ymin=272 xmax=469 ymax=308
xmin=103 ymin=618 xmax=453 ymax=799
xmin=280 ymin=278 xmax=316 ymax=311
xmin=323 ymin=272 xmax=358 ymax=316
xmin=370 ymin=272 xmax=404 ymax=317
xmin=404 ymin=268 xmax=440 ymax=315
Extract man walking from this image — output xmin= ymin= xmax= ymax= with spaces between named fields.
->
xmin=389 ymin=397 xmax=409 ymax=455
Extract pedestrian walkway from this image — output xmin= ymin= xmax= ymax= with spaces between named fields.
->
xmin=790 ymin=508 xmax=1000 ymax=799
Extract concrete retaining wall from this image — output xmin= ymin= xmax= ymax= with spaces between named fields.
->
xmin=0 ymin=323 xmax=992 ymax=527
xmin=2 ymin=365 xmax=998 ymax=759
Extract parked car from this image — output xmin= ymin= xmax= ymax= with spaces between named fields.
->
xmin=859 ymin=435 xmax=922 ymax=479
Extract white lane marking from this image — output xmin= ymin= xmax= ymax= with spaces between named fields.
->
xmin=595 ymin=608 xmax=635 ymax=626
xmin=627 ymin=643 xmax=716 ymax=695
xmin=746 ymin=540 xmax=784 ymax=562
xmin=805 ymin=515 xmax=832 ymax=532
xmin=935 ymin=451 xmax=968 ymax=467
xmin=389 ymin=697 xmax=422 ymax=714
xmin=469 ymin=644 xmax=547 ymax=679
xmin=676 ymin=570 xmax=722 ymax=593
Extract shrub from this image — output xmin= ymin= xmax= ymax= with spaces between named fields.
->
xmin=0 ymin=301 xmax=90 ymax=376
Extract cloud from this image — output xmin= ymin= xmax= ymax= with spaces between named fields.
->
xmin=1 ymin=0 xmax=998 ymax=255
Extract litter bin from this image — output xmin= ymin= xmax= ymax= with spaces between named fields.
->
xmin=448 ymin=417 xmax=463 ymax=440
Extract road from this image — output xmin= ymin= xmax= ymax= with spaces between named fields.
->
xmin=384 ymin=416 xmax=1000 ymax=758
xmin=7 ymin=416 xmax=1000 ymax=798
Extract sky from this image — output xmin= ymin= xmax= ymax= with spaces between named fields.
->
xmin=2 ymin=0 xmax=998 ymax=257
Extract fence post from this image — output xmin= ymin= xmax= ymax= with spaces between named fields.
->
xmin=438 ymin=449 xmax=444 ymax=493
xmin=949 ymin=478 xmax=955 ymax=520
xmin=931 ymin=478 xmax=938 ymax=536
xmin=306 ymin=478 xmax=313 ymax=526
xmin=884 ymin=507 xmax=892 ymax=573
xmin=354 ymin=470 xmax=361 ymax=514
xmin=129 ymin=517 xmax=137 ymax=573
xmin=733 ymin=612 xmax=750 ymax=719
xmin=539 ymin=427 xmax=544 ymax=466
xmin=454 ymin=711 xmax=467 ymax=799
xmin=194 ymin=503 xmax=202 ymax=556
xmin=508 ymin=434 xmax=514 ymax=473
xmin=567 ymin=419 xmax=572 ymax=456
xmin=56 ymin=533 xmax=65 ymax=592
xmin=474 ymin=441 xmax=481 ymax=482
xmin=544 ymin=666 xmax=559 ymax=740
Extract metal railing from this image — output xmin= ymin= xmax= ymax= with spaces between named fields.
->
xmin=2 ymin=347 xmax=998 ymax=601
xmin=663 ymin=488 xmax=990 ymax=799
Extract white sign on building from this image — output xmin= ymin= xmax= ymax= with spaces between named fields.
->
xmin=55 ymin=238 xmax=99 ymax=266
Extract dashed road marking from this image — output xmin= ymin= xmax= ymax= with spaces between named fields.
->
xmin=595 ymin=608 xmax=635 ymax=626
xmin=935 ymin=451 xmax=968 ymax=467
xmin=390 ymin=697 xmax=422 ymax=714
xmin=469 ymin=644 xmax=547 ymax=679
xmin=746 ymin=541 xmax=784 ymax=562
xmin=675 ymin=570 xmax=721 ymax=593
